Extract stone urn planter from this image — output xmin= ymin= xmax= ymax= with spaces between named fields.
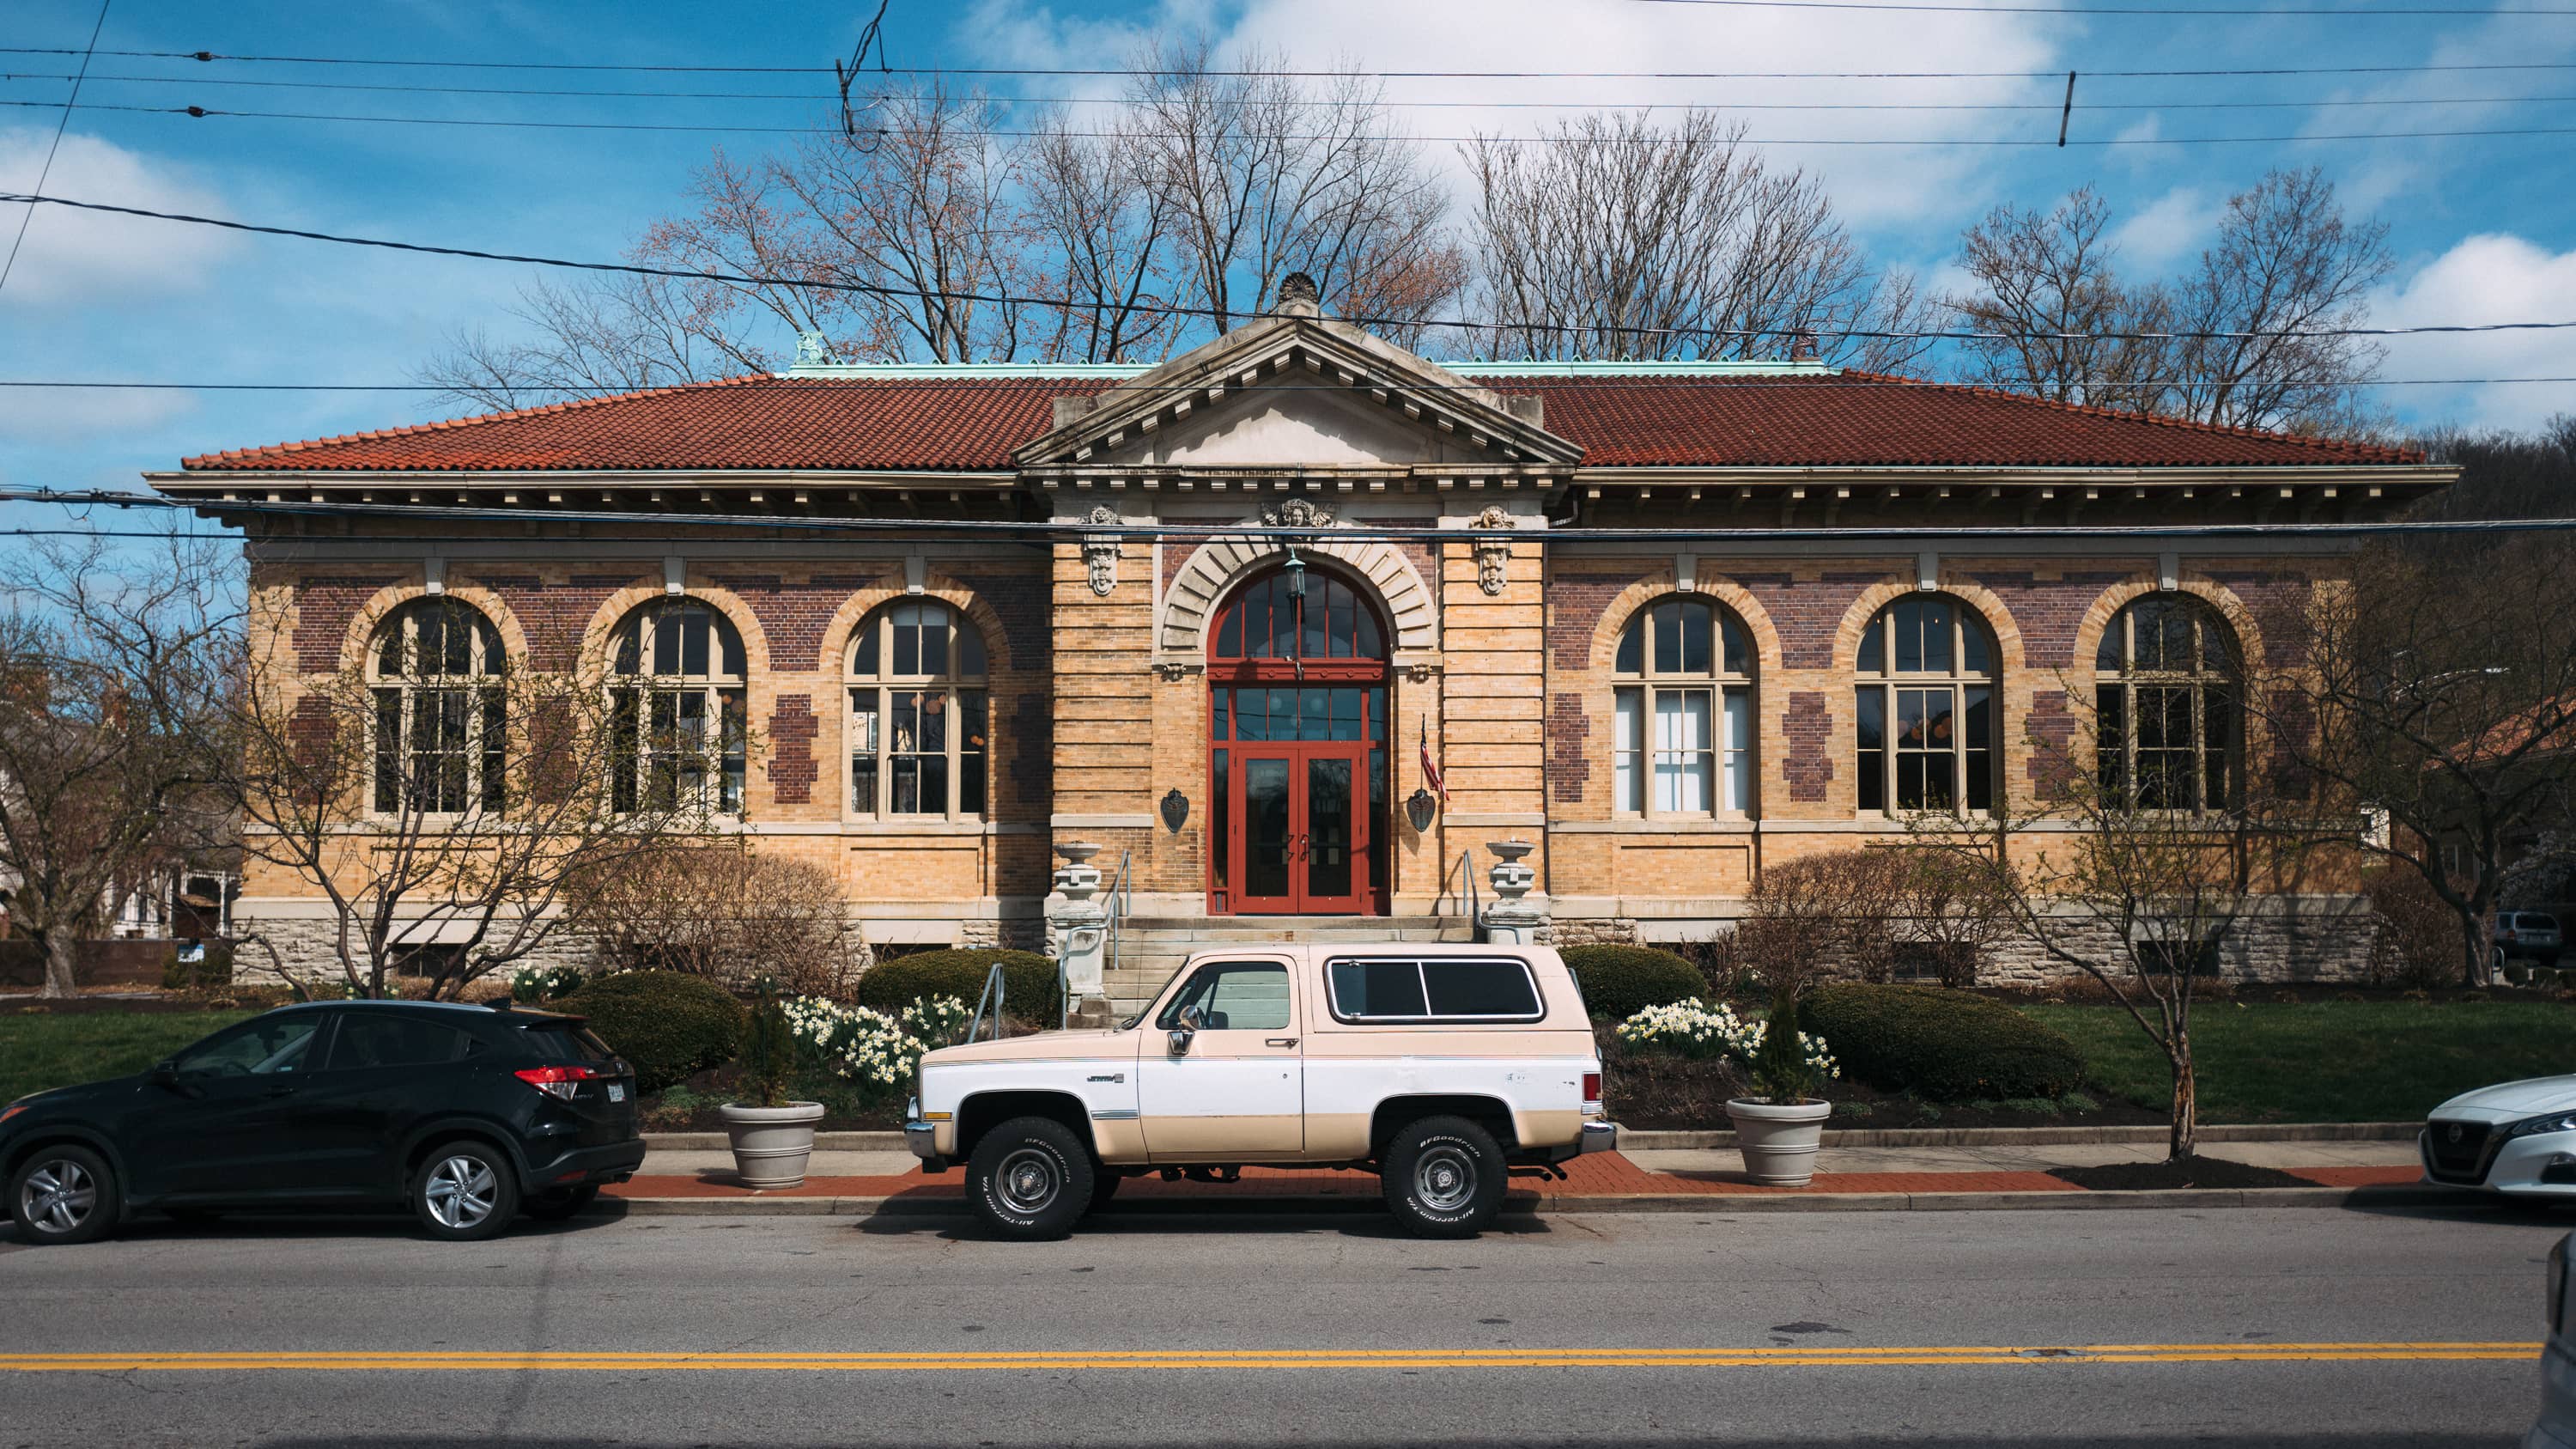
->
xmin=720 ymin=1101 xmax=827 ymax=1190
xmin=1725 ymin=1098 xmax=1833 ymax=1187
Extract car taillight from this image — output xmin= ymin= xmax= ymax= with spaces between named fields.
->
xmin=514 ymin=1064 xmax=600 ymax=1100
xmin=1582 ymin=1071 xmax=1603 ymax=1111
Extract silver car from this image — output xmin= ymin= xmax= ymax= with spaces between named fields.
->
xmin=2529 ymin=1233 xmax=2576 ymax=1448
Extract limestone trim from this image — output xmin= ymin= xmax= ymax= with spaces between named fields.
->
xmin=572 ymin=580 xmax=773 ymax=679
xmin=2065 ymin=569 xmax=2270 ymax=679
xmin=1829 ymin=574 xmax=2030 ymax=678
xmin=1155 ymin=535 xmax=1438 ymax=656
xmin=1584 ymin=568 xmax=1785 ymax=679
xmin=813 ymin=567 xmax=1024 ymax=675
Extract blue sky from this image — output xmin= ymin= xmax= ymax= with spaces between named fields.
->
xmin=4 ymin=0 xmax=2574 ymax=505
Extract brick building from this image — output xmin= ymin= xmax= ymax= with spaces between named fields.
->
xmin=157 ymin=284 xmax=2452 ymax=1002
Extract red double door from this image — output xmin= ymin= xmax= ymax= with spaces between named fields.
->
xmin=1209 ymin=682 xmax=1388 ymax=916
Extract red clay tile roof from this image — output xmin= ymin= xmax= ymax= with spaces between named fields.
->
xmin=177 ymin=370 xmax=2420 ymax=473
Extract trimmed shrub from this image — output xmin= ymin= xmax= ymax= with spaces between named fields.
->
xmin=854 ymin=949 xmax=1059 ymax=1019
xmin=1803 ymin=983 xmax=2086 ymax=1101
xmin=556 ymin=970 xmax=745 ymax=1094
xmin=1559 ymin=946 xmax=1706 ymax=1021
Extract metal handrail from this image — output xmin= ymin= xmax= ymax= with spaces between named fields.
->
xmin=965 ymin=961 xmax=1005 ymax=1044
xmin=1097 ymin=849 xmax=1133 ymax=1026
xmin=1456 ymin=847 xmax=1481 ymax=931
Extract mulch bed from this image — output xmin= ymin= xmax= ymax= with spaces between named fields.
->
xmin=2049 ymin=1155 xmax=2313 ymax=1190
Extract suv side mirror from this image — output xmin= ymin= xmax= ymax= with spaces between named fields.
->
xmin=151 ymin=1060 xmax=180 ymax=1088
xmin=1168 ymin=1005 xmax=1205 ymax=1056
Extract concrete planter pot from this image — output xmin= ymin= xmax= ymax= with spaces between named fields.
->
xmin=719 ymin=1101 xmax=827 ymax=1190
xmin=1725 ymin=1098 xmax=1834 ymax=1187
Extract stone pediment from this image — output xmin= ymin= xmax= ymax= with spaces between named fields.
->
xmin=1012 ymin=306 xmax=1582 ymax=475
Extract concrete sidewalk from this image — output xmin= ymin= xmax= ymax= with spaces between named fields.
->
xmin=604 ymin=1136 xmax=2445 ymax=1216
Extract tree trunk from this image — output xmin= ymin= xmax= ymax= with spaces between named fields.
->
xmin=38 ymin=929 xmax=76 ymax=1000
xmin=2166 ymin=1037 xmax=2198 ymax=1162
xmin=2458 ymin=906 xmax=2490 ymax=989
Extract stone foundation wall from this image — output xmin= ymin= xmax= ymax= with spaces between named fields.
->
xmin=232 ymin=912 xmax=597 ymax=989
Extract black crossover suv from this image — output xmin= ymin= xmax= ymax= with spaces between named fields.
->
xmin=1 ymin=1000 xmax=644 ymax=1245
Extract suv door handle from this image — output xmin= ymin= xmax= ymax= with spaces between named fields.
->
xmin=264 ymin=1084 xmax=299 ymax=1098
xmin=1265 ymin=1038 xmax=1299 ymax=1048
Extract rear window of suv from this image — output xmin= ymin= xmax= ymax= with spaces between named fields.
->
xmin=516 ymin=1020 xmax=619 ymax=1065
xmin=1326 ymin=957 xmax=1544 ymax=1023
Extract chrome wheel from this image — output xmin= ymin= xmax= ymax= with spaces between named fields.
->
xmin=996 ymin=1147 xmax=1062 ymax=1215
xmin=1413 ymin=1144 xmax=1477 ymax=1214
xmin=422 ymin=1154 xmax=498 ymax=1230
xmin=18 ymin=1159 xmax=96 ymax=1236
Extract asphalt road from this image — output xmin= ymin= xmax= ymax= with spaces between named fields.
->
xmin=1 ymin=1199 xmax=2564 ymax=1447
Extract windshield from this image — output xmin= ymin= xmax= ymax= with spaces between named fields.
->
xmin=1119 ymin=963 xmax=1192 ymax=1031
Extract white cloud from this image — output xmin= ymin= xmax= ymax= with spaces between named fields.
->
xmin=957 ymin=0 xmax=2068 ymax=228
xmin=2375 ymin=234 xmax=2576 ymax=432
xmin=0 ymin=128 xmax=238 ymax=310
xmin=2111 ymin=186 xmax=2218 ymax=273
xmin=0 ymin=383 xmax=198 ymax=447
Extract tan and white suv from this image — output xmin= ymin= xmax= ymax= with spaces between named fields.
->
xmin=905 ymin=943 xmax=1615 ymax=1239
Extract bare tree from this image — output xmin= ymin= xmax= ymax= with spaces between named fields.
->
xmin=2166 ymin=167 xmax=2393 ymax=436
xmin=1462 ymin=111 xmax=1928 ymax=369
xmin=1947 ymin=186 xmax=2172 ymax=411
xmin=0 ymin=534 xmax=236 ymax=998
xmin=416 ymin=272 xmax=750 ymax=412
xmin=1018 ymin=109 xmax=1183 ymax=363
xmin=1893 ymin=845 xmax=2016 ymax=986
xmin=563 ymin=837 xmax=868 ymax=999
xmin=218 ymin=596 xmax=739 ymax=1000
xmin=2254 ymin=537 xmax=2576 ymax=986
xmin=1127 ymin=40 xmax=1462 ymax=335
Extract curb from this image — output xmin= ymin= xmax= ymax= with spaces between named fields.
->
xmin=602 ymin=1182 xmax=2477 ymax=1218
xmin=638 ymin=1122 xmax=2422 ymax=1153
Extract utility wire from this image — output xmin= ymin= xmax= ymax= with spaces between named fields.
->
xmin=18 ymin=97 xmax=2576 ymax=146
xmin=5 ymin=191 xmax=2571 ymax=347
xmin=1620 ymin=0 xmax=2576 ymax=10
xmin=14 ymin=71 xmax=2576 ymax=113
xmin=0 ymin=376 xmax=2567 ymax=393
xmin=5 ymin=488 xmax=2563 ymax=545
xmin=0 ymin=0 xmax=107 ymax=296
xmin=8 ymin=47 xmax=2576 ymax=79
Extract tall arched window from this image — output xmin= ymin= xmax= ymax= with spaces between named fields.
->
xmin=607 ymin=600 xmax=746 ymax=814
xmin=848 ymin=600 xmax=989 ymax=818
xmin=2096 ymin=595 xmax=2239 ymax=809
xmin=368 ymin=598 xmax=505 ymax=815
xmin=1613 ymin=597 xmax=1754 ymax=816
xmin=1856 ymin=596 xmax=1997 ymax=813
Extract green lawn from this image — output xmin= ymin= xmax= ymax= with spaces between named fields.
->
xmin=0 ymin=1011 xmax=254 ymax=1105
xmin=2020 ymin=1001 xmax=2576 ymax=1123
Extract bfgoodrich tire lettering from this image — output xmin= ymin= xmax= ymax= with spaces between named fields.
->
xmin=1382 ymin=1116 xmax=1505 ymax=1239
xmin=967 ymin=1116 xmax=1094 ymax=1240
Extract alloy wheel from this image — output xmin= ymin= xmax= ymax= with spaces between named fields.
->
xmin=18 ymin=1159 xmax=96 ymax=1236
xmin=422 ymin=1155 xmax=498 ymax=1230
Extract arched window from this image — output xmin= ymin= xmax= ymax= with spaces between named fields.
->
xmin=1612 ymin=597 xmax=1754 ymax=816
xmin=607 ymin=600 xmax=746 ymax=814
xmin=1856 ymin=596 xmax=1997 ymax=813
xmin=848 ymin=600 xmax=989 ymax=818
xmin=368 ymin=599 xmax=506 ymax=815
xmin=1210 ymin=568 xmax=1384 ymax=664
xmin=2096 ymin=595 xmax=2239 ymax=810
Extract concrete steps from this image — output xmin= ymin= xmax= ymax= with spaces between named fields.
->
xmin=1100 ymin=916 xmax=1475 ymax=1010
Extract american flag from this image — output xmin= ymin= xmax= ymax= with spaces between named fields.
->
xmin=1420 ymin=724 xmax=1446 ymax=805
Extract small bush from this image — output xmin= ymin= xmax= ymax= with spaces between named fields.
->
xmin=1560 ymin=946 xmax=1706 ymax=1020
xmin=161 ymin=944 xmax=234 ymax=991
xmin=854 ymin=949 xmax=1059 ymax=1019
xmin=556 ymin=970 xmax=745 ymax=1093
xmin=1804 ymin=983 xmax=2087 ymax=1101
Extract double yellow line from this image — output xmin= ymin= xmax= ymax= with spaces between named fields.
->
xmin=0 ymin=1343 xmax=2540 ymax=1373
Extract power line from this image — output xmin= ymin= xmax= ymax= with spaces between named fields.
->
xmin=1621 ymin=0 xmax=2575 ymax=10
xmin=18 ymin=97 xmax=2576 ymax=147
xmin=0 ymin=376 xmax=2567 ymax=393
xmin=7 ymin=190 xmax=2572 ymax=348
xmin=0 ymin=0 xmax=107 ymax=296
xmin=9 ymin=47 xmax=2576 ymax=80
xmin=15 ymin=70 xmax=2576 ymax=113
xmin=13 ymin=488 xmax=2571 ymax=545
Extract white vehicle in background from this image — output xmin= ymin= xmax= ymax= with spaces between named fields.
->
xmin=905 ymin=943 xmax=1615 ymax=1240
xmin=2424 ymin=1077 xmax=2576 ymax=1197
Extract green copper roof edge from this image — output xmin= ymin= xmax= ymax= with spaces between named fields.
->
xmin=775 ymin=359 xmax=1841 ymax=381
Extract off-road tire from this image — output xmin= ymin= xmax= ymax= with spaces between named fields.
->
xmin=522 ymin=1184 xmax=601 ymax=1221
xmin=9 ymin=1144 xmax=119 ymax=1246
xmin=967 ymin=1116 xmax=1093 ymax=1240
xmin=1382 ymin=1116 xmax=1506 ymax=1239
xmin=411 ymin=1140 xmax=520 ymax=1242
